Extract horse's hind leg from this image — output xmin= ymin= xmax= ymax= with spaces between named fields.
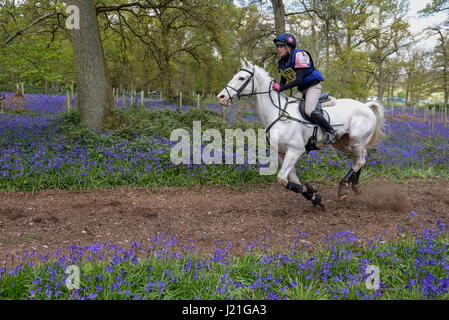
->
xmin=332 ymin=134 xmax=354 ymax=200
xmin=338 ymin=144 xmax=366 ymax=201
xmin=350 ymin=149 xmax=367 ymax=194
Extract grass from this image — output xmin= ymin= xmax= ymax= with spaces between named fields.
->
xmin=0 ymin=105 xmax=278 ymax=192
xmin=1 ymin=223 xmax=448 ymax=300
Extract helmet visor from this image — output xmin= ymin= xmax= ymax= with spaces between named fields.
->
xmin=273 ymin=40 xmax=286 ymax=46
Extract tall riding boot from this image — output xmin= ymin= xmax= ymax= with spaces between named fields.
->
xmin=310 ymin=110 xmax=339 ymax=145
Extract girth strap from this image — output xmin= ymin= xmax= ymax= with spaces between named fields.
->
xmin=305 ymin=126 xmax=320 ymax=154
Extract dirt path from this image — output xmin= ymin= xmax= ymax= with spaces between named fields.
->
xmin=1 ymin=178 xmax=449 ymax=258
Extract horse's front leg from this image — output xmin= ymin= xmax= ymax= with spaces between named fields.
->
xmin=278 ymin=150 xmax=324 ymax=209
xmin=278 ymin=152 xmax=300 ymax=184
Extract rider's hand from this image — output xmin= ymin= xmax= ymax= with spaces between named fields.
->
xmin=273 ymin=83 xmax=281 ymax=91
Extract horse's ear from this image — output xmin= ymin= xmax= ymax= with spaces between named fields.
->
xmin=243 ymin=58 xmax=254 ymax=68
xmin=242 ymin=57 xmax=250 ymax=67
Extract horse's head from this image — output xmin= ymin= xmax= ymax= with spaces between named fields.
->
xmin=217 ymin=58 xmax=257 ymax=106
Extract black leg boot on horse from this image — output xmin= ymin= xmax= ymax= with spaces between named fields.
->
xmin=286 ymin=181 xmax=325 ymax=209
xmin=310 ymin=110 xmax=339 ymax=145
xmin=337 ymin=168 xmax=362 ymax=201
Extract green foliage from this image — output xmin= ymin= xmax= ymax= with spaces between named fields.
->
xmin=0 ymin=106 xmax=271 ymax=192
xmin=423 ymin=102 xmax=449 ymax=112
xmin=2 ymin=230 xmax=449 ymax=300
xmin=419 ymin=0 xmax=449 ymax=16
xmin=397 ymin=91 xmax=406 ymax=99
xmin=105 ymin=106 xmax=259 ymax=140
xmin=0 ymin=19 xmax=75 ymax=86
xmin=324 ymin=49 xmax=373 ymax=99
xmin=1 ymin=0 xmax=441 ymax=103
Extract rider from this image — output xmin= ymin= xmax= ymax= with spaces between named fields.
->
xmin=272 ymin=33 xmax=338 ymax=145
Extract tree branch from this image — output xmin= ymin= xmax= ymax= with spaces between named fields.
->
xmin=4 ymin=12 xmax=57 ymax=45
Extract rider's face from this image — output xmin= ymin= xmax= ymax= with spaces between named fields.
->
xmin=277 ymin=45 xmax=290 ymax=58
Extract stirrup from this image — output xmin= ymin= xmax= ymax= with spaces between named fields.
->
xmin=324 ymin=131 xmax=338 ymax=145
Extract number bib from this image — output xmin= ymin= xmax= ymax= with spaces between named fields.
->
xmin=280 ymin=67 xmax=296 ymax=82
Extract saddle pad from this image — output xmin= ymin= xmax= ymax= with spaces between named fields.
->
xmin=322 ymin=97 xmax=337 ymax=107
xmin=296 ymin=100 xmax=345 ymax=128
xmin=323 ymin=104 xmax=346 ymax=126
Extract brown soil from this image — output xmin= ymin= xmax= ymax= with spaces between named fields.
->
xmin=1 ymin=178 xmax=449 ymax=258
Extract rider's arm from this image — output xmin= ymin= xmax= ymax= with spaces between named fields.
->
xmin=280 ymin=75 xmax=286 ymax=86
xmin=280 ymin=68 xmax=304 ymax=91
xmin=278 ymin=58 xmax=287 ymax=87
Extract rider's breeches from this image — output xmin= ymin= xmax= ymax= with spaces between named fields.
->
xmin=302 ymin=83 xmax=322 ymax=117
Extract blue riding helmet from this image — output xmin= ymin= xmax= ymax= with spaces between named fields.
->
xmin=273 ymin=33 xmax=297 ymax=48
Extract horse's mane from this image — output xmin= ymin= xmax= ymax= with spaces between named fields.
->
xmin=251 ymin=63 xmax=295 ymax=102
xmin=253 ymin=64 xmax=274 ymax=82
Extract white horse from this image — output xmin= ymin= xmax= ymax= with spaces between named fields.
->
xmin=217 ymin=58 xmax=385 ymax=208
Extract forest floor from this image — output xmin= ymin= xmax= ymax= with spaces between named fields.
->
xmin=1 ymin=178 xmax=448 ymax=258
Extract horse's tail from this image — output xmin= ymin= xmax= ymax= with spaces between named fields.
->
xmin=365 ymin=101 xmax=386 ymax=147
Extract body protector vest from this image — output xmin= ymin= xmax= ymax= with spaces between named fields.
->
xmin=278 ymin=49 xmax=324 ymax=89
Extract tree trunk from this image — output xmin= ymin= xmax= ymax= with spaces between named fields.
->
xmin=405 ymin=70 xmax=411 ymax=107
xmin=377 ymin=68 xmax=384 ymax=103
xmin=440 ymin=46 xmax=449 ymax=107
xmin=161 ymin=56 xmax=173 ymax=103
xmin=311 ymin=0 xmax=317 ymax=44
xmin=271 ymin=0 xmax=286 ymax=36
xmin=391 ymin=79 xmax=396 ymax=105
xmin=445 ymin=83 xmax=448 ymax=108
xmin=67 ymin=0 xmax=114 ymax=130
xmin=436 ymin=28 xmax=449 ymax=109
xmin=386 ymin=76 xmax=391 ymax=107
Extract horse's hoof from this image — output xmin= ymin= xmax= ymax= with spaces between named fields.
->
xmin=304 ymin=182 xmax=317 ymax=193
xmin=351 ymin=183 xmax=361 ymax=195
xmin=338 ymin=182 xmax=349 ymax=201
xmin=312 ymin=193 xmax=325 ymax=210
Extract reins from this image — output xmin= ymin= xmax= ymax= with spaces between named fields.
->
xmin=224 ymin=67 xmax=311 ymax=138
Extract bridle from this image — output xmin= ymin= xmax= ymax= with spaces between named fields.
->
xmin=222 ymin=68 xmax=262 ymax=104
xmin=223 ymin=67 xmax=288 ymax=115
xmin=223 ymin=67 xmax=302 ymax=120
xmin=222 ymin=67 xmax=310 ymax=142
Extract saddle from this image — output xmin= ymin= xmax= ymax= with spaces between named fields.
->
xmin=296 ymin=91 xmax=335 ymax=153
xmin=298 ymin=91 xmax=333 ymax=123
